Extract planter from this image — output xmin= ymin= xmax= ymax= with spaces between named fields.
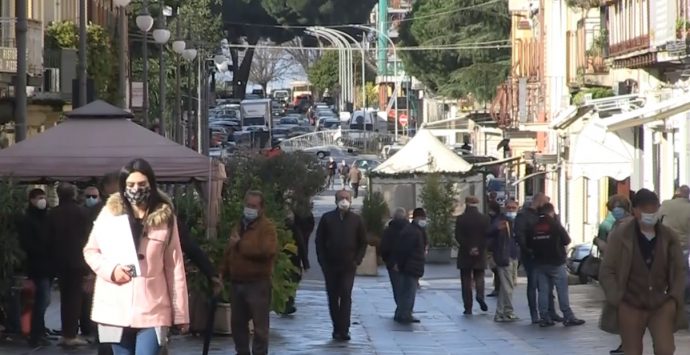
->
xmin=426 ymin=247 xmax=452 ymax=264
xmin=356 ymin=245 xmax=378 ymax=276
xmin=213 ymin=302 xmax=253 ymax=335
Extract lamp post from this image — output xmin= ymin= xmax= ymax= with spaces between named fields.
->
xmin=136 ymin=0 xmax=154 ymax=127
xmin=307 ymin=28 xmax=350 ymax=111
xmin=15 ymin=0 xmax=27 ymax=142
xmin=182 ymin=48 xmax=197 ymax=147
xmin=172 ymin=16 xmax=186 ymax=143
xmin=153 ymin=2 xmax=171 ymax=136
xmin=114 ymin=0 xmax=131 ymax=109
xmin=78 ymin=0 xmax=87 ymax=107
xmin=353 ymin=24 xmax=399 ymax=139
xmin=316 ymin=27 xmax=366 ymax=110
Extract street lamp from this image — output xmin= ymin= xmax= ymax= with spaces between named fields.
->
xmin=137 ymin=0 xmax=154 ymax=126
xmin=171 ymin=38 xmax=185 ymax=142
xmin=353 ymin=24 xmax=399 ymax=140
xmin=182 ymin=48 xmax=197 ymax=147
xmin=114 ymin=0 xmax=131 ymax=109
xmin=172 ymin=40 xmax=186 ymax=54
xmin=316 ymin=27 xmax=366 ymax=110
xmin=153 ymin=2 xmax=170 ymax=137
xmin=182 ymin=49 xmax=197 ymax=61
xmin=307 ymin=28 xmax=350 ymax=111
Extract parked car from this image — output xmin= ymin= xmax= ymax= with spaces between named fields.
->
xmin=278 ymin=117 xmax=300 ymax=127
xmin=566 ymin=243 xmax=593 ymax=284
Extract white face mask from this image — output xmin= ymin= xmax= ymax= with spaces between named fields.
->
xmin=417 ymin=219 xmax=428 ymax=228
xmin=467 ymin=203 xmax=479 ymax=208
xmin=35 ymin=198 xmax=47 ymax=210
xmin=243 ymin=207 xmax=259 ymax=221
xmin=337 ymin=199 xmax=351 ymax=210
xmin=505 ymin=211 xmax=517 ymax=219
xmin=640 ymin=212 xmax=658 ymax=227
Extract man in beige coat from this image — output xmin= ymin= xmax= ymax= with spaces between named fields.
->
xmin=600 ymin=189 xmax=688 ymax=355
xmin=659 ymin=185 xmax=690 ymax=250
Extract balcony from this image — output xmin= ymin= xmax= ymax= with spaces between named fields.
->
xmin=0 ymin=17 xmax=43 ymax=76
xmin=490 ymin=77 xmax=545 ymax=129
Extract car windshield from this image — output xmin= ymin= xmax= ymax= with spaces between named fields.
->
xmin=279 ymin=118 xmax=298 ymax=125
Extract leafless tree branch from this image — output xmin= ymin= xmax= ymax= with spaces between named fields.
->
xmin=249 ymin=43 xmax=292 ymax=93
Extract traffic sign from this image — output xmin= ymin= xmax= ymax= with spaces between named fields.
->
xmin=399 ymin=114 xmax=408 ymax=127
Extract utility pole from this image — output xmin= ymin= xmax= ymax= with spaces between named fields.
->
xmin=14 ymin=0 xmax=27 ymax=142
xmin=142 ymin=0 xmax=150 ymax=127
xmin=174 ymin=10 xmax=181 ymax=143
xmin=78 ymin=0 xmax=88 ymax=107
xmin=158 ymin=1 xmax=167 ymax=136
xmin=118 ymin=5 xmax=127 ymax=108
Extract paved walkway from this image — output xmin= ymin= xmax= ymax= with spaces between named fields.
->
xmin=3 ymin=188 xmax=690 ymax=354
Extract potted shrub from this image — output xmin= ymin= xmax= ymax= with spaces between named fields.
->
xmin=420 ymin=174 xmax=456 ymax=264
xmin=359 ymin=191 xmax=388 ymax=274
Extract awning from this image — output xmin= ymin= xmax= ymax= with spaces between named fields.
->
xmin=604 ymin=95 xmax=690 ymax=131
xmin=549 ymin=105 xmax=592 ymax=130
xmin=570 ymin=120 xmax=635 ymax=181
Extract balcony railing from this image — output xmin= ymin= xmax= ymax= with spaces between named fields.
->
xmin=0 ymin=17 xmax=43 ymax=76
xmin=490 ymin=77 xmax=546 ymax=128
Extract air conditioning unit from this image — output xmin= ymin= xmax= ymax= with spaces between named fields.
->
xmin=43 ymin=68 xmax=60 ymax=92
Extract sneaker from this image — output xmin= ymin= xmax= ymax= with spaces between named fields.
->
xmin=563 ymin=318 xmax=586 ymax=327
xmin=550 ymin=313 xmax=565 ymax=322
xmin=539 ymin=319 xmax=556 ymax=328
xmin=463 ymin=309 xmax=473 ymax=315
xmin=609 ymin=344 xmax=624 ymax=355
xmin=59 ymin=336 xmax=89 ymax=346
xmin=504 ymin=314 xmax=520 ymax=322
xmin=494 ymin=314 xmax=507 ymax=322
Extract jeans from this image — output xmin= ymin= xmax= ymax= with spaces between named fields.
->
xmin=523 ymin=257 xmax=557 ymax=321
xmin=230 ymin=279 xmax=272 ymax=355
xmin=536 ymin=263 xmax=575 ymax=321
xmin=395 ymin=273 xmax=419 ymax=320
xmin=29 ymin=277 xmax=52 ymax=341
xmin=111 ymin=328 xmax=160 ymax=355
xmin=496 ymin=260 xmax=517 ymax=316
xmin=387 ymin=267 xmax=401 ymax=307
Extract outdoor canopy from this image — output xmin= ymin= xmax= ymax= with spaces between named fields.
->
xmin=0 ymin=100 xmax=224 ymax=182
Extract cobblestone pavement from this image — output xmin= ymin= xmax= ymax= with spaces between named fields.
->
xmin=3 ymin=188 xmax=689 ymax=354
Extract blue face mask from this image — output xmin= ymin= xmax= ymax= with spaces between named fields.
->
xmin=612 ymin=207 xmax=626 ymax=220
xmin=85 ymin=196 xmax=100 ymax=207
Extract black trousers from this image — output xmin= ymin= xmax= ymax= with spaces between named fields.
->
xmin=230 ymin=280 xmax=272 ymax=355
xmin=57 ymin=272 xmax=83 ymax=339
xmin=323 ymin=266 xmax=356 ymax=334
xmin=460 ymin=268 xmax=485 ymax=312
xmin=351 ymin=183 xmax=360 ymax=198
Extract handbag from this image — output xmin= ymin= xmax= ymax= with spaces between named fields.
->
xmin=580 ymin=244 xmax=601 ymax=280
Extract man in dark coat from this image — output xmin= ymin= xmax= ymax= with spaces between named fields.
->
xmin=315 ymin=190 xmax=367 ymax=341
xmin=390 ymin=208 xmax=427 ymax=323
xmin=380 ymin=207 xmax=410 ymax=314
xmin=18 ymin=188 xmax=52 ymax=347
xmin=283 ymin=209 xmax=310 ymax=314
xmin=48 ymin=183 xmax=91 ymax=346
xmin=514 ymin=193 xmax=561 ymax=324
xmin=455 ymin=196 xmax=490 ymax=315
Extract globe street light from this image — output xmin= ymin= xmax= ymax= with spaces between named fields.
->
xmin=153 ymin=1 xmax=170 ymax=137
xmin=172 ymin=40 xmax=186 ymax=54
xmin=113 ymin=0 xmax=132 ymax=7
xmin=182 ymin=48 xmax=197 ymax=61
xmin=137 ymin=0 xmax=154 ymax=126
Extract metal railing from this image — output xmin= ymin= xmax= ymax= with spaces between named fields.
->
xmin=0 ymin=17 xmax=43 ymax=75
xmin=280 ymin=129 xmax=401 ymax=154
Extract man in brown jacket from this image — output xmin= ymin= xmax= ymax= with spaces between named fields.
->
xmin=600 ymin=189 xmax=688 ymax=355
xmin=348 ymin=165 xmax=363 ymax=198
xmin=455 ymin=196 xmax=491 ymax=315
xmin=220 ymin=190 xmax=278 ymax=355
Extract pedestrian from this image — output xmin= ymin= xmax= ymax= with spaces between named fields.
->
xmin=528 ymin=203 xmax=585 ymax=327
xmin=600 ymin=189 xmax=688 ymax=355
xmin=81 ymin=185 xmax=102 ymax=341
xmin=219 ymin=190 xmax=278 ymax=355
xmin=339 ymin=160 xmax=350 ymax=189
xmin=48 ymin=182 xmax=91 ymax=346
xmin=380 ymin=207 xmax=410 ymax=318
xmin=348 ymin=164 xmax=363 ymax=199
xmin=390 ymin=208 xmax=427 ymax=323
xmin=283 ymin=208 xmax=310 ymax=314
xmin=293 ymin=203 xmax=315 ymax=251
xmin=595 ymin=194 xmax=632 ymax=355
xmin=455 ymin=196 xmax=491 ymax=315
xmin=514 ymin=193 xmax=561 ymax=324
xmin=315 ymin=190 xmax=367 ymax=341
xmin=18 ymin=188 xmax=52 ymax=347
xmin=658 ymin=185 xmax=690 ymax=303
xmin=487 ymin=201 xmax=520 ymax=322
xmin=83 ymin=158 xmax=190 ymax=355
xmin=327 ymin=157 xmax=337 ymax=189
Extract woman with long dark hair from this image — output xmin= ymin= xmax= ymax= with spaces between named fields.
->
xmin=83 ymin=158 xmax=189 ymax=355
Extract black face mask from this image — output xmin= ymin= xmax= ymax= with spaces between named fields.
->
xmin=124 ymin=186 xmax=151 ymax=205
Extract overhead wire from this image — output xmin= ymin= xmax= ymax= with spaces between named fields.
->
xmin=223 ymin=43 xmax=510 ymax=51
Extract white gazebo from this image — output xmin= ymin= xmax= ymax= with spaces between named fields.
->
xmin=369 ymin=129 xmax=482 ymax=214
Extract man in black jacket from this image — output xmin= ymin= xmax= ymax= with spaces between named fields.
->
xmin=391 ymin=208 xmax=427 ymax=323
xmin=18 ymin=188 xmax=52 ymax=347
xmin=283 ymin=209 xmax=310 ymax=314
xmin=514 ymin=193 xmax=561 ymax=324
xmin=527 ymin=203 xmax=585 ymax=327
xmin=315 ymin=190 xmax=367 ymax=341
xmin=455 ymin=196 xmax=491 ymax=315
xmin=380 ymin=208 xmax=410 ymax=316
